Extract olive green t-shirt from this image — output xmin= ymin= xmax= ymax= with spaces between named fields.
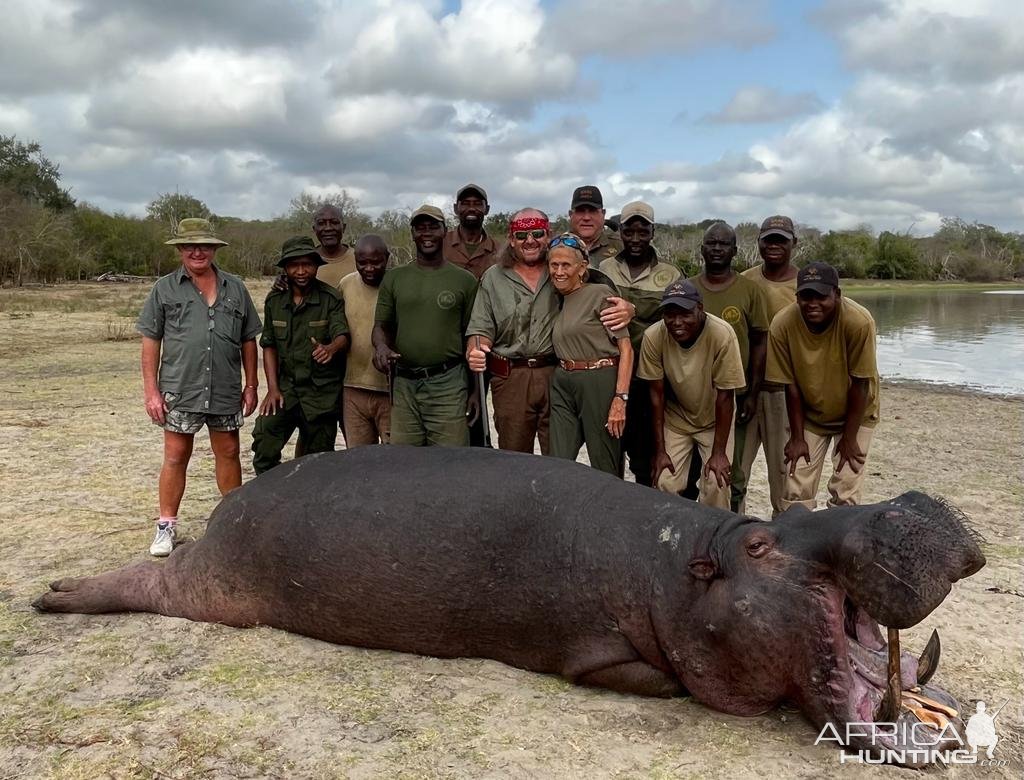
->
xmin=339 ymin=272 xmax=388 ymax=392
xmin=375 ymin=261 xmax=478 ymax=369
xmin=637 ymin=315 xmax=746 ymax=435
xmin=599 ymin=251 xmax=681 ymax=352
xmin=766 ymin=297 xmax=880 ymax=436
xmin=741 ymin=265 xmax=798 ymax=321
xmin=552 ymin=283 xmax=628 ymax=361
xmin=688 ymin=273 xmax=770 ymax=380
xmin=316 ymin=246 xmax=357 ymax=289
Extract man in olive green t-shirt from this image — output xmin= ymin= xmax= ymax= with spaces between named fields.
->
xmin=373 ymin=205 xmax=478 ymax=447
xmin=766 ymin=262 xmax=880 ymax=510
xmin=637 ymin=281 xmax=745 ymax=509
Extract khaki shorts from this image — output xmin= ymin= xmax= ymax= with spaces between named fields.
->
xmin=161 ymin=392 xmax=243 ymax=435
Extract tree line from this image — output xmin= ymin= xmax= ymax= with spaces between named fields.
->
xmin=2 ymin=134 xmax=1022 ymax=285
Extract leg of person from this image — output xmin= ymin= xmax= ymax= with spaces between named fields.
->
xmin=251 ymin=405 xmax=300 ymax=474
xmin=694 ymin=424 xmax=734 ymax=510
xmin=343 ymin=387 xmax=379 ymax=448
xmin=759 ymin=389 xmax=790 ymax=517
xmin=389 ymin=376 xmax=428 ymax=446
xmin=209 ymin=431 xmax=242 ymax=495
xmin=579 ymin=367 xmax=623 ymax=477
xmin=681 ymin=450 xmax=702 ymax=499
xmin=371 ymin=391 xmax=391 ymax=444
xmin=623 ymin=377 xmax=655 ymax=486
xmin=297 ymin=408 xmax=339 ymax=455
xmin=734 ymin=393 xmax=763 ymax=515
xmin=548 ymin=368 xmax=585 ymax=461
xmin=153 ymin=428 xmax=195 ymax=556
xmin=421 ymin=365 xmax=470 ymax=447
xmin=825 ymin=426 xmax=875 ymax=507
xmin=532 ymin=365 xmax=555 ymax=456
xmin=780 ymin=428 xmax=831 ymax=511
xmin=655 ymin=427 xmax=697 ymax=495
xmin=491 ymin=368 xmax=534 ymax=453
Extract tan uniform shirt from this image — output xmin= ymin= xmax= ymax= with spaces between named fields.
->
xmin=552 ymin=283 xmax=628 ymax=361
xmin=338 ymin=272 xmax=388 ymax=392
xmin=766 ymin=297 xmax=880 ymax=436
xmin=443 ymin=228 xmax=500 ymax=280
xmin=598 ymin=252 xmax=681 ymax=351
xmin=588 ymin=229 xmax=624 ymax=263
xmin=316 ymin=246 xmax=357 ymax=289
xmin=741 ymin=265 xmax=797 ymax=390
xmin=637 ymin=315 xmax=746 ymax=435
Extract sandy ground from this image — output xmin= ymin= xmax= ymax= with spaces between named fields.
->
xmin=0 ymin=282 xmax=1021 ymax=779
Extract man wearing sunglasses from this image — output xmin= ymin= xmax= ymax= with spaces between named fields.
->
xmin=568 ymin=185 xmax=623 ymax=263
xmin=465 ymin=209 xmax=634 ymax=454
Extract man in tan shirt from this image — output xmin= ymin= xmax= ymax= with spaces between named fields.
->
xmin=766 ymin=262 xmax=880 ymax=510
xmin=637 ymin=281 xmax=745 ymax=508
xmin=338 ymin=235 xmax=391 ymax=446
xmin=313 ymin=204 xmax=357 ymax=289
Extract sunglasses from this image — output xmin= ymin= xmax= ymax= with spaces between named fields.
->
xmin=512 ymin=229 xmax=547 ymax=241
xmin=548 ymin=235 xmax=585 ymax=251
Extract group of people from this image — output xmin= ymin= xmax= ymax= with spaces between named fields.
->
xmin=137 ymin=183 xmax=879 ymax=557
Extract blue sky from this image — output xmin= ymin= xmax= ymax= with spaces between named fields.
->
xmin=1 ymin=0 xmax=1021 ymax=233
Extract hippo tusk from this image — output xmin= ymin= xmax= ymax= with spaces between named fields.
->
xmin=903 ymin=690 xmax=958 ymax=719
xmin=875 ymin=627 xmax=903 ymax=723
xmin=916 ymin=629 xmax=941 ymax=685
xmin=902 ymin=702 xmax=950 ymax=730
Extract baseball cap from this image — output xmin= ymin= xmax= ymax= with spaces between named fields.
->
xmin=570 ymin=185 xmax=604 ymax=209
xmin=277 ymin=236 xmax=325 ymax=268
xmin=456 ymin=183 xmax=487 ymax=202
xmin=796 ymin=261 xmax=840 ymax=295
xmin=409 ymin=204 xmax=446 ymax=226
xmin=620 ymin=201 xmax=654 ymax=225
xmin=660 ymin=280 xmax=703 ymax=311
xmin=759 ymin=215 xmax=795 ymax=240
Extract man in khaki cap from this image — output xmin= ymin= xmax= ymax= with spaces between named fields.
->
xmin=598 ymin=201 xmax=680 ymax=485
xmin=372 ymin=205 xmax=479 ymax=446
xmin=136 ymin=218 xmax=262 ymax=556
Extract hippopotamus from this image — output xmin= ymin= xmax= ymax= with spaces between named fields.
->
xmin=34 ymin=446 xmax=984 ymax=766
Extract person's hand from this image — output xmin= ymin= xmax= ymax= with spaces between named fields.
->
xmin=606 ymin=396 xmax=626 ymax=438
xmin=242 ymin=385 xmax=259 ymax=416
xmin=269 ymin=274 xmax=288 ymax=294
xmin=737 ymin=392 xmax=758 ymax=425
xmin=704 ymin=452 xmax=732 ymax=488
xmin=466 ymin=391 xmax=480 ymax=427
xmin=259 ymin=389 xmax=284 ymax=417
xmin=834 ymin=434 xmax=866 ymax=474
xmin=651 ymin=449 xmax=675 ymax=486
xmin=373 ymin=345 xmax=400 ymax=373
xmin=311 ymin=337 xmax=336 ymax=365
xmin=467 ymin=342 xmax=489 ymax=373
xmin=144 ymin=389 xmax=168 ymax=425
xmin=784 ymin=436 xmax=811 ymax=476
xmin=600 ymin=296 xmax=636 ymax=331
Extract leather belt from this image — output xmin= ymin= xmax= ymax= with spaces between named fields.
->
xmin=509 ymin=354 xmax=558 ymax=368
xmin=558 ymin=356 xmax=619 ymax=371
xmin=393 ymin=358 xmax=463 ymax=380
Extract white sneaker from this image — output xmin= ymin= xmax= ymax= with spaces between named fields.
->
xmin=149 ymin=522 xmax=176 ymax=557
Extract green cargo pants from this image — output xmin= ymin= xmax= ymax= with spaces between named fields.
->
xmin=549 ymin=366 xmax=622 ymax=476
xmin=251 ymin=402 xmax=338 ymax=475
xmin=390 ymin=364 xmax=469 ymax=447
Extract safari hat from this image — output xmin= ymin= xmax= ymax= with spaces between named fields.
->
xmin=410 ymin=204 xmax=446 ymax=226
xmin=620 ymin=201 xmax=655 ymax=225
xmin=796 ymin=261 xmax=840 ymax=295
xmin=164 ymin=217 xmax=228 ymax=246
xmin=759 ymin=215 xmax=796 ymax=240
xmin=660 ymin=280 xmax=703 ymax=311
xmin=277 ymin=236 xmax=325 ymax=268
xmin=456 ymin=183 xmax=488 ymax=202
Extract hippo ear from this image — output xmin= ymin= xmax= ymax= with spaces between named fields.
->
xmin=688 ymin=557 xmax=717 ymax=580
xmin=829 ymin=493 xmax=985 ymax=629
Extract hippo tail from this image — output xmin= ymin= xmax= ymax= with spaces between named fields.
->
xmin=32 ymin=560 xmax=168 ymax=615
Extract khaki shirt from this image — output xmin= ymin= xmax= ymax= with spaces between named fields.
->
xmin=637 ymin=316 xmax=746 ymax=435
xmin=443 ymin=228 xmax=500 ymax=280
xmin=316 ymin=246 xmax=357 ymax=289
xmin=741 ymin=265 xmax=797 ymax=390
xmin=599 ymin=250 xmax=680 ymax=351
xmin=766 ymin=297 xmax=880 ymax=436
xmin=466 ymin=264 xmax=559 ymax=358
xmin=137 ymin=265 xmax=262 ymax=415
xmin=688 ymin=273 xmax=770 ymax=383
xmin=588 ymin=229 xmax=624 ymax=263
xmin=260 ymin=281 xmax=349 ymax=419
xmin=552 ymin=283 xmax=628 ymax=361
xmin=338 ymin=272 xmax=388 ymax=392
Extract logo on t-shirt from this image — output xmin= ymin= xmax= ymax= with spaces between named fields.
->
xmin=721 ymin=305 xmax=742 ymax=325
xmin=437 ymin=290 xmax=457 ymax=309
xmin=653 ymin=268 xmax=677 ymax=288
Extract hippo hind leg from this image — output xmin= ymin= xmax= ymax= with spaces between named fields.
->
xmin=577 ymin=661 xmax=685 ymax=698
xmin=32 ymin=562 xmax=163 ymax=615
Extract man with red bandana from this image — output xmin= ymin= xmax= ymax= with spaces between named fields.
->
xmin=465 ymin=208 xmax=634 ymax=454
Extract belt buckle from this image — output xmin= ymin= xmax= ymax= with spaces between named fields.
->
xmin=526 ymin=357 xmax=538 ymax=368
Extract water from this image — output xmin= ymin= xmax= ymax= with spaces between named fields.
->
xmin=849 ymin=288 xmax=1024 ymax=396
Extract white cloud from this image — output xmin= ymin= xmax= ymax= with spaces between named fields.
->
xmin=701 ymin=86 xmax=823 ymax=124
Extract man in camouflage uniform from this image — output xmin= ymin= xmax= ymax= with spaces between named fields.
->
xmin=252 ymin=236 xmax=349 ymax=473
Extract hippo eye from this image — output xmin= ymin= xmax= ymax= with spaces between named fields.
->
xmin=746 ymin=540 xmax=770 ymax=558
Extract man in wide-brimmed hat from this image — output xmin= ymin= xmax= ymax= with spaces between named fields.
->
xmin=251 ymin=236 xmax=349 ymax=474
xmin=137 ymin=218 xmax=262 ymax=556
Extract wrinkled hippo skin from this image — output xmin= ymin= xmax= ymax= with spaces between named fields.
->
xmin=34 ymin=446 xmax=985 ymax=764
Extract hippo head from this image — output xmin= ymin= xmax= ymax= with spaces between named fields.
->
xmin=656 ymin=491 xmax=985 ymax=766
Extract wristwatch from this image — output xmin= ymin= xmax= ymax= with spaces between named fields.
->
xmin=614 ymin=392 xmax=629 ymax=402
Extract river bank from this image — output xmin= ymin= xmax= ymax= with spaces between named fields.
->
xmin=0 ymin=286 xmax=1021 ymax=778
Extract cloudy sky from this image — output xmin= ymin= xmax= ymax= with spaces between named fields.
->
xmin=2 ymin=0 xmax=1022 ymax=233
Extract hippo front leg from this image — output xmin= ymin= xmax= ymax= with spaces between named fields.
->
xmin=575 ymin=661 xmax=685 ymax=698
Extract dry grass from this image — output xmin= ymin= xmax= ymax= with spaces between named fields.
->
xmin=0 ymin=282 xmax=1021 ymax=778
